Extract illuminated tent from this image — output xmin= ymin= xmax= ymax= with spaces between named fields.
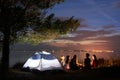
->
xmin=23 ymin=51 xmax=63 ymax=71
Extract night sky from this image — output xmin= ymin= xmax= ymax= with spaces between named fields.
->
xmin=47 ymin=0 xmax=120 ymax=50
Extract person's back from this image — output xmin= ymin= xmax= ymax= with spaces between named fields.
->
xmin=84 ymin=53 xmax=91 ymax=70
xmin=70 ymin=55 xmax=79 ymax=70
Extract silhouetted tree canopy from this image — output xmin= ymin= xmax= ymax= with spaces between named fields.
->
xmin=0 ymin=0 xmax=80 ymax=74
xmin=19 ymin=16 xmax=80 ymax=44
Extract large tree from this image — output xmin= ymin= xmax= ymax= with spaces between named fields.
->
xmin=0 ymin=0 xmax=80 ymax=74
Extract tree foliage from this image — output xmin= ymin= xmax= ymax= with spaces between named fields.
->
xmin=19 ymin=15 xmax=80 ymax=44
xmin=0 ymin=0 xmax=64 ymax=42
xmin=0 ymin=0 xmax=80 ymax=73
xmin=0 ymin=0 xmax=79 ymax=44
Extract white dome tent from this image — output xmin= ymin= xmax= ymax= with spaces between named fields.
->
xmin=23 ymin=51 xmax=63 ymax=71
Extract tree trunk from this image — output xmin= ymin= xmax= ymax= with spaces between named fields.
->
xmin=1 ymin=29 xmax=10 ymax=74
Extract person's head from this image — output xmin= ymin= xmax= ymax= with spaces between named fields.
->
xmin=66 ymin=55 xmax=70 ymax=59
xmin=92 ymin=54 xmax=97 ymax=60
xmin=73 ymin=55 xmax=77 ymax=59
xmin=60 ymin=56 xmax=65 ymax=60
xmin=86 ymin=53 xmax=90 ymax=58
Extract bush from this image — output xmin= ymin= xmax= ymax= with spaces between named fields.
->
xmin=12 ymin=62 xmax=24 ymax=70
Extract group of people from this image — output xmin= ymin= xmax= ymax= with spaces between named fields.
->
xmin=60 ymin=53 xmax=98 ymax=71
xmin=60 ymin=54 xmax=80 ymax=71
xmin=84 ymin=53 xmax=98 ymax=70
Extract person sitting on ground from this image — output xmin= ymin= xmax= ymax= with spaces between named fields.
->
xmin=84 ymin=53 xmax=91 ymax=70
xmin=70 ymin=55 xmax=79 ymax=70
xmin=91 ymin=54 xmax=98 ymax=69
xmin=60 ymin=56 xmax=65 ymax=67
xmin=64 ymin=55 xmax=70 ymax=71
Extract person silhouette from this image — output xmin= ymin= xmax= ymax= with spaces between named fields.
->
xmin=91 ymin=54 xmax=98 ymax=69
xmin=84 ymin=53 xmax=91 ymax=70
xmin=64 ymin=55 xmax=70 ymax=71
xmin=70 ymin=55 xmax=79 ymax=70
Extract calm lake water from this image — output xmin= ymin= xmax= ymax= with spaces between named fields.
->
xmin=1 ymin=50 xmax=120 ymax=67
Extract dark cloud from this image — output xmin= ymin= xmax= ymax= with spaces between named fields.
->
xmin=54 ymin=25 xmax=120 ymax=50
xmin=79 ymin=24 xmax=89 ymax=28
xmin=59 ymin=29 xmax=115 ymax=41
xmin=102 ymin=25 xmax=116 ymax=29
xmin=115 ymin=1 xmax=120 ymax=8
xmin=95 ymin=35 xmax=120 ymax=43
